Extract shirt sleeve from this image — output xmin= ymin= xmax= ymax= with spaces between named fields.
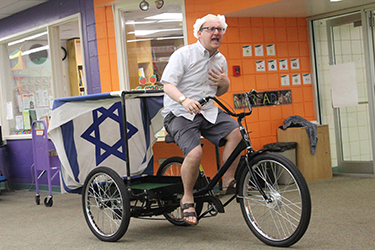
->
xmin=160 ymin=48 xmax=186 ymax=86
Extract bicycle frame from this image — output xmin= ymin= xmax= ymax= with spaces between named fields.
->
xmin=119 ymin=90 xmax=270 ymax=202
xmin=194 ymin=92 xmax=271 ymax=202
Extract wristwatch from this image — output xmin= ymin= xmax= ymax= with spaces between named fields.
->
xmin=178 ymin=95 xmax=187 ymax=104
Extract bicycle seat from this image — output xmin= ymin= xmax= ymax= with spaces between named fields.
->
xmin=164 ymin=133 xmax=175 ymax=143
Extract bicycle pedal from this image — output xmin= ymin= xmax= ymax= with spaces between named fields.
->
xmin=196 ymin=195 xmax=224 ymax=213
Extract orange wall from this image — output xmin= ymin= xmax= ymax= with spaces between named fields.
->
xmin=93 ymin=0 xmax=281 ymax=92
xmin=93 ymin=0 xmax=315 ymax=177
xmin=94 ymin=2 xmax=119 ymax=92
xmin=185 ymin=1 xmax=315 ymax=151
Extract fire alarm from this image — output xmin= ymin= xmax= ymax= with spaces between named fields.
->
xmin=233 ymin=65 xmax=240 ymax=77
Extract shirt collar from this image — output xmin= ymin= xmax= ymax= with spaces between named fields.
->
xmin=196 ymin=41 xmax=219 ymax=58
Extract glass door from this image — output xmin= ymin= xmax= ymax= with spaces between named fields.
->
xmin=325 ymin=12 xmax=375 ymax=174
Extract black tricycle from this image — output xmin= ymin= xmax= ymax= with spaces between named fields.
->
xmin=81 ymin=89 xmax=311 ymax=247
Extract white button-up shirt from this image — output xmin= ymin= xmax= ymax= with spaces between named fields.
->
xmin=161 ymin=41 xmax=228 ymax=124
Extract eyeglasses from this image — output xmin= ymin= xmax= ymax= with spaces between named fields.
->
xmin=201 ymin=26 xmax=225 ymax=33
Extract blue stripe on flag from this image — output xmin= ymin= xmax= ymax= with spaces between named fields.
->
xmin=60 ymin=120 xmax=80 ymax=182
xmin=52 ymin=92 xmax=117 ymax=110
xmin=146 ymin=96 xmax=164 ymax=118
xmin=139 ymin=96 xmax=163 ymax=165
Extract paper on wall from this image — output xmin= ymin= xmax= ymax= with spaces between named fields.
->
xmin=242 ymin=45 xmax=252 ymax=56
xmin=330 ymin=62 xmax=358 ymax=108
xmin=6 ymin=101 xmax=14 ymax=120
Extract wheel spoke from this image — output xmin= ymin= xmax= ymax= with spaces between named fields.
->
xmin=239 ymin=154 xmax=311 ymax=247
xmin=82 ymin=167 xmax=130 ymax=242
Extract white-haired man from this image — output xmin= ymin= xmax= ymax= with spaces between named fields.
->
xmin=161 ymin=14 xmax=242 ymax=225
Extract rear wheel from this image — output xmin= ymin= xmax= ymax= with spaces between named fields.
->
xmin=82 ymin=167 xmax=130 ymax=241
xmin=238 ymin=152 xmax=311 ymax=247
xmin=157 ymin=157 xmax=203 ymax=226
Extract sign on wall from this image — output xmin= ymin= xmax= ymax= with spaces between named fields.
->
xmin=233 ymin=89 xmax=292 ymax=109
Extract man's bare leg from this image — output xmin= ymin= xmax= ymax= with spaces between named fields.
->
xmin=180 ymin=145 xmax=202 ymax=224
xmin=222 ymin=127 xmax=242 ymax=189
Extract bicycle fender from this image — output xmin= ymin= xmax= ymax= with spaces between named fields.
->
xmin=234 ymin=149 xmax=268 ymax=193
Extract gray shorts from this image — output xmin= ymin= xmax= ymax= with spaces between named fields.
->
xmin=163 ymin=110 xmax=239 ymax=156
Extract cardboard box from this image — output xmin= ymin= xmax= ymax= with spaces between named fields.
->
xmin=277 ymin=125 xmax=332 ymax=182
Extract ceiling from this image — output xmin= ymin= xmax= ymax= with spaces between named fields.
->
xmin=225 ymin=0 xmax=375 ymax=18
xmin=0 ymin=0 xmax=48 ymax=20
xmin=2 ymin=0 xmax=375 ymax=41
xmin=2 ymin=0 xmax=375 ymax=21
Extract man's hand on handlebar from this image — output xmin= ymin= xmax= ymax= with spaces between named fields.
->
xmin=182 ymin=98 xmax=202 ymax=115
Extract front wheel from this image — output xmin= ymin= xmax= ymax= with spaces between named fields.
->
xmin=82 ymin=167 xmax=130 ymax=242
xmin=238 ymin=152 xmax=311 ymax=247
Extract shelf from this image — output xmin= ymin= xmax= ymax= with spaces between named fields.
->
xmin=68 ymin=39 xmax=85 ymax=96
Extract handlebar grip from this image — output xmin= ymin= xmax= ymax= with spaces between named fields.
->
xmin=198 ymin=97 xmax=210 ymax=106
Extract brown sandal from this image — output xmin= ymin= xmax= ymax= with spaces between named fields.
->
xmin=181 ymin=203 xmax=198 ymax=225
xmin=220 ymin=180 xmax=236 ymax=195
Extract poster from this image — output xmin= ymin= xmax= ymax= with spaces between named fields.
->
xmin=330 ymin=62 xmax=358 ymax=108
xmin=233 ymin=89 xmax=292 ymax=109
xmin=292 ymin=74 xmax=301 ymax=85
xmin=266 ymin=44 xmax=276 ymax=56
xmin=6 ymin=102 xmax=14 ymax=120
xmin=242 ymin=45 xmax=252 ymax=56
xmin=268 ymin=60 xmax=277 ymax=71
xmin=256 ymin=60 xmax=266 ymax=71
xmin=23 ymin=110 xmax=31 ymax=130
xmin=255 ymin=45 xmax=264 ymax=56
xmin=281 ymin=75 xmax=290 ymax=86
xmin=36 ymin=90 xmax=49 ymax=107
xmin=22 ymin=94 xmax=35 ymax=110
xmin=279 ymin=59 xmax=288 ymax=70
xmin=303 ymin=74 xmax=312 ymax=84
xmin=291 ymin=58 xmax=300 ymax=69
xmin=15 ymin=116 xmax=23 ymax=130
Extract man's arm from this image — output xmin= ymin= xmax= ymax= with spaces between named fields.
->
xmin=208 ymin=66 xmax=230 ymax=96
xmin=163 ymin=82 xmax=184 ymax=102
xmin=164 ymin=82 xmax=202 ymax=114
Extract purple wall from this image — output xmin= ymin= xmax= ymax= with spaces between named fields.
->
xmin=6 ymin=140 xmax=60 ymax=188
xmin=0 ymin=0 xmax=101 ymax=188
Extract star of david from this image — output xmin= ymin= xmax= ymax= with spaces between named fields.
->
xmin=81 ymin=102 xmax=138 ymax=166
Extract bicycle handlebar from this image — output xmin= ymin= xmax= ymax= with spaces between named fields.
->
xmin=198 ymin=89 xmax=260 ymax=119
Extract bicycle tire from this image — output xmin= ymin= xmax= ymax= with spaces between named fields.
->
xmin=157 ymin=156 xmax=203 ymax=226
xmin=238 ymin=152 xmax=311 ymax=247
xmin=82 ymin=166 xmax=131 ymax=242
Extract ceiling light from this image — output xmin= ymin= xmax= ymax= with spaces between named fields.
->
xmin=128 ymin=28 xmax=183 ymax=37
xmin=125 ymin=20 xmax=155 ymax=25
xmin=139 ymin=0 xmax=149 ymax=11
xmin=156 ymin=36 xmax=184 ymax=40
xmin=145 ymin=13 xmax=183 ymax=21
xmin=8 ymin=31 xmax=48 ymax=46
xmin=127 ymin=38 xmax=153 ymax=43
xmin=157 ymin=19 xmax=183 ymax=23
xmin=330 ymin=0 xmax=342 ymax=2
xmin=128 ymin=30 xmax=159 ymax=36
xmin=155 ymin=0 xmax=164 ymax=9
xmin=22 ymin=45 xmax=49 ymax=56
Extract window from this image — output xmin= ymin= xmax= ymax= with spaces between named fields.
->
xmin=121 ymin=1 xmax=185 ymax=90
xmin=0 ymin=16 xmax=82 ymax=138
xmin=3 ymin=29 xmax=52 ymax=135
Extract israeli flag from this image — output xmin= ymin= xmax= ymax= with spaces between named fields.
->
xmin=48 ymin=91 xmax=164 ymax=193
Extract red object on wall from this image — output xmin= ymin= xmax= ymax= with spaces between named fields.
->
xmin=233 ymin=65 xmax=240 ymax=76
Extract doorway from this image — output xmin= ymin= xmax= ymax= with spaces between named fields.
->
xmin=312 ymin=11 xmax=375 ymax=175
